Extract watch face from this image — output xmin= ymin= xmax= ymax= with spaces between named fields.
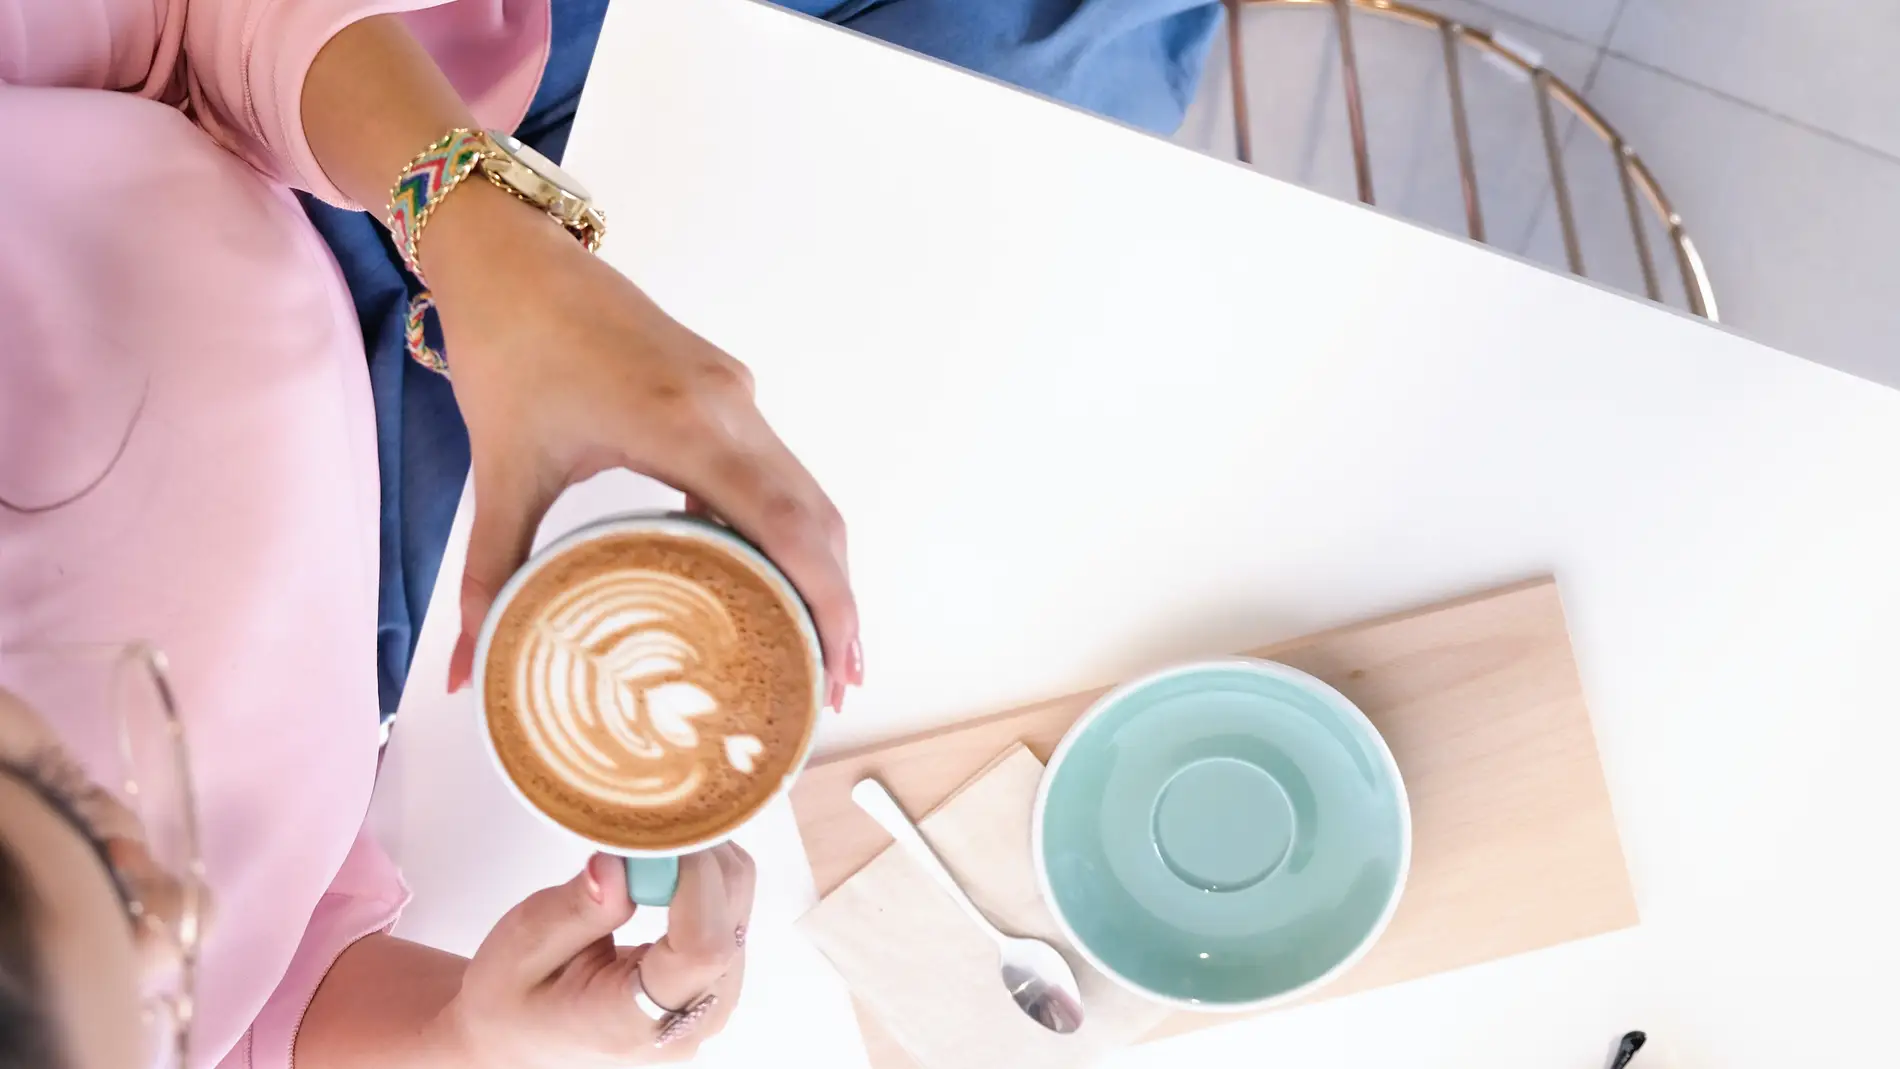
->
xmin=494 ymin=132 xmax=592 ymax=202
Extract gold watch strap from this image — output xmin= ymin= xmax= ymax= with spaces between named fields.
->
xmin=470 ymin=130 xmax=607 ymax=253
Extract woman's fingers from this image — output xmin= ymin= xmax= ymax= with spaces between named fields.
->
xmin=459 ymin=852 xmax=753 ymax=1064
xmin=634 ymin=849 xmax=739 ymax=1012
xmin=648 ymin=843 xmax=752 ymax=1024
xmin=658 ymin=415 xmax=862 ymax=710
xmin=653 ymin=946 xmax=747 ymax=1062
xmin=470 ymin=855 xmax=634 ymax=995
xmin=448 ymin=454 xmax=560 ymax=692
xmin=650 ymin=844 xmax=753 ymax=1057
xmin=710 ymin=841 xmax=756 ymax=924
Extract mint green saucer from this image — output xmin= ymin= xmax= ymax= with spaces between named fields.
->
xmin=1034 ymin=659 xmax=1410 ymax=1010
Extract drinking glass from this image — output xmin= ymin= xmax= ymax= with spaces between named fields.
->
xmin=0 ymin=641 xmax=203 ymax=1069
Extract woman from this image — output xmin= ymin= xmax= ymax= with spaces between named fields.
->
xmin=1 ymin=0 xmax=1222 ymax=1064
xmin=2 ymin=2 xmax=860 ymax=1066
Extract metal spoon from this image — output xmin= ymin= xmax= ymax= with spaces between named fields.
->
xmin=851 ymin=778 xmax=1086 ymax=1034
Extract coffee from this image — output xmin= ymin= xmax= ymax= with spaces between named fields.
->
xmin=483 ymin=531 xmax=818 ymax=851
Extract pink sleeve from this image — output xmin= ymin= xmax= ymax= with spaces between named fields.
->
xmin=226 ymin=826 xmax=412 ymax=1069
xmin=183 ymin=0 xmax=551 ymax=208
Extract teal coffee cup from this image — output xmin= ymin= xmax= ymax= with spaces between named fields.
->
xmin=475 ymin=512 xmax=825 ymax=906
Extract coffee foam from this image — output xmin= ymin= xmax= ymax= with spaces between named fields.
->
xmin=485 ymin=532 xmax=817 ymax=851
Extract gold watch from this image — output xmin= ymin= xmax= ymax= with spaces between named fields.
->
xmin=471 ymin=130 xmax=607 ymax=252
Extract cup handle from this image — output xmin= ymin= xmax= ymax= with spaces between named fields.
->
xmin=624 ymin=856 xmax=679 ymax=906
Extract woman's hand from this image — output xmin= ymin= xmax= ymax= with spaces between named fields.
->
xmin=447 ymin=845 xmax=755 ymax=1067
xmin=299 ymin=19 xmax=860 ymax=707
xmin=426 ymin=181 xmax=861 ymax=707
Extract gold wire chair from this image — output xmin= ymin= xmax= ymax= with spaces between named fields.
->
xmin=1222 ymin=0 xmax=1717 ymax=320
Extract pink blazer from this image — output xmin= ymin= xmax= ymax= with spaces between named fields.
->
xmin=0 ymin=3 xmax=548 ymax=1066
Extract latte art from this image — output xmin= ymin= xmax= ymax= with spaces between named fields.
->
xmin=516 ymin=569 xmax=764 ymax=808
xmin=483 ymin=528 xmax=819 ymax=852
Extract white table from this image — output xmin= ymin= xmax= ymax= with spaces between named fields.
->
xmin=373 ymin=2 xmax=1900 ymax=1067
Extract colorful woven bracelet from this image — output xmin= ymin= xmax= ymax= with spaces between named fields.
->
xmin=385 ymin=128 xmax=486 ymax=284
xmin=405 ymin=291 xmax=450 ymax=376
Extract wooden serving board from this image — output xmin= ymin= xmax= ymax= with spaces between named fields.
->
xmin=790 ymin=578 xmax=1637 ymax=1067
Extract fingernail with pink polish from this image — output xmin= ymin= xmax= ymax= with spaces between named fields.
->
xmin=584 ymin=854 xmax=612 ymax=903
xmin=847 ymin=639 xmax=865 ymax=686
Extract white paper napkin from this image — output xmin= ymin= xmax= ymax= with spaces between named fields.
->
xmin=799 ymin=745 xmax=1171 ymax=1069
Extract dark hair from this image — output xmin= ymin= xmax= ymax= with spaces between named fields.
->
xmin=0 ymin=838 xmax=66 ymax=1068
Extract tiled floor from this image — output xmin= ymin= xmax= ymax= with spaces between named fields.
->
xmin=1561 ymin=57 xmax=1900 ymax=387
xmin=1177 ymin=0 xmax=1900 ymax=388
xmin=1608 ymin=0 xmax=1900 ymax=160
xmin=1436 ymin=0 xmax=1626 ymax=47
